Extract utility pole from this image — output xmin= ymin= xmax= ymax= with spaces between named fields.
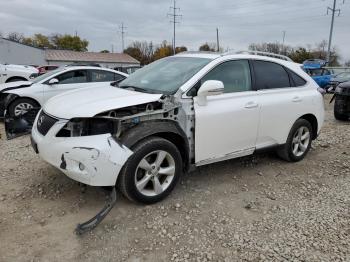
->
xmin=326 ymin=0 xmax=344 ymax=63
xmin=167 ymin=0 xmax=182 ymax=55
xmin=282 ymin=30 xmax=286 ymax=55
xmin=216 ymin=28 xmax=220 ymax=52
xmin=119 ymin=22 xmax=127 ymax=52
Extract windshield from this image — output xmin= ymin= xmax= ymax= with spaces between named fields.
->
xmin=32 ymin=68 xmax=64 ymax=83
xmin=119 ymin=57 xmax=212 ymax=94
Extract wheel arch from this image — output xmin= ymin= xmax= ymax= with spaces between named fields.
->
xmin=120 ymin=120 xmax=190 ymax=172
xmin=5 ymin=76 xmax=28 ymax=83
xmin=298 ymin=114 xmax=318 ymax=140
xmin=6 ymin=95 xmax=41 ymax=112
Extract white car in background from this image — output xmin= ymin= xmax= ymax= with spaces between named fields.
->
xmin=0 ymin=63 xmax=38 ymax=84
xmin=30 ymin=52 xmax=325 ymax=206
xmin=0 ymin=66 xmax=128 ymax=117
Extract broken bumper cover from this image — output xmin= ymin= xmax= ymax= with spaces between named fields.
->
xmin=31 ymin=121 xmax=133 ymax=187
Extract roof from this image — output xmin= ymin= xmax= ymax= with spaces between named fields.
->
xmin=45 ymin=49 xmax=139 ymax=64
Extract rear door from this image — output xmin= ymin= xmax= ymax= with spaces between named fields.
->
xmin=252 ymin=60 xmax=313 ymax=149
xmin=194 ymin=60 xmax=260 ymax=165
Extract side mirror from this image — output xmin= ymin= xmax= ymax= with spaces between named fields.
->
xmin=48 ymin=78 xmax=59 ymax=85
xmin=196 ymin=80 xmax=224 ymax=106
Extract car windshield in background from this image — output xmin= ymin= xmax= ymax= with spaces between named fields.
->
xmin=119 ymin=57 xmax=212 ymax=94
xmin=32 ymin=68 xmax=63 ymax=83
xmin=336 ymin=72 xmax=350 ymax=78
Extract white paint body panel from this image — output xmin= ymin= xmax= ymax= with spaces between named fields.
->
xmin=31 ymin=118 xmax=133 ymax=186
xmin=43 ymin=86 xmax=163 ymax=119
xmin=0 ymin=64 xmax=38 ymax=84
xmin=194 ymin=91 xmax=259 ymax=164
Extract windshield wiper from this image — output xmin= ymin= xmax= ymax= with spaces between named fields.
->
xmin=118 ymin=85 xmax=149 ymax=93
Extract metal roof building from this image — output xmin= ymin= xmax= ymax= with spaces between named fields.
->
xmin=0 ymin=38 xmax=139 ymax=68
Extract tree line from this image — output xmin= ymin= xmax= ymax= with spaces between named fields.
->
xmin=5 ymin=32 xmax=89 ymax=52
xmin=2 ymin=31 xmax=348 ymax=66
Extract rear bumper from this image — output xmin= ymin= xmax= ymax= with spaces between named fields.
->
xmin=31 ymin=120 xmax=133 ymax=186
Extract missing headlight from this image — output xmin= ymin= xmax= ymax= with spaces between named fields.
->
xmin=57 ymin=118 xmax=117 ymax=137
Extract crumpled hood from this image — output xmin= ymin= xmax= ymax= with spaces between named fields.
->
xmin=43 ymin=85 xmax=163 ymax=119
xmin=0 ymin=81 xmax=33 ymax=92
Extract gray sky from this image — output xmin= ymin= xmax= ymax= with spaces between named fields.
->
xmin=1 ymin=0 xmax=349 ymax=61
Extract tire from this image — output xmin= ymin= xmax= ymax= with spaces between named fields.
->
xmin=277 ymin=119 xmax=313 ymax=162
xmin=118 ymin=136 xmax=183 ymax=204
xmin=334 ymin=99 xmax=349 ymax=121
xmin=8 ymin=98 xmax=39 ymax=117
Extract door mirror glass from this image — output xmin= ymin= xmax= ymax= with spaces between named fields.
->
xmin=196 ymin=80 xmax=224 ymax=106
xmin=48 ymin=78 xmax=59 ymax=85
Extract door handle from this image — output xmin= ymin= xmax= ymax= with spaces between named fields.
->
xmin=244 ymin=101 xmax=258 ymax=109
xmin=292 ymin=96 xmax=302 ymax=102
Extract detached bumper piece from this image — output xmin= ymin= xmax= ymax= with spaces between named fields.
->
xmin=75 ymin=187 xmax=117 ymax=235
xmin=4 ymin=107 xmax=40 ymax=139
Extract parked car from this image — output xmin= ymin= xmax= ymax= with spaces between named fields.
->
xmin=38 ymin=65 xmax=59 ymax=75
xmin=28 ymin=52 xmax=324 ymax=207
xmin=114 ymin=65 xmax=141 ymax=75
xmin=0 ymin=63 xmax=38 ymax=84
xmin=328 ymin=72 xmax=350 ymax=91
xmin=303 ymin=59 xmax=332 ymax=88
xmin=0 ymin=66 xmax=128 ymax=118
xmin=332 ymin=81 xmax=350 ymax=121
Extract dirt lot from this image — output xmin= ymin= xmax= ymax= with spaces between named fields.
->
xmin=0 ymin=95 xmax=349 ymax=262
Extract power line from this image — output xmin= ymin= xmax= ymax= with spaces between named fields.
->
xmin=326 ymin=0 xmax=345 ymax=63
xmin=167 ymin=0 xmax=182 ymax=55
xmin=119 ymin=22 xmax=127 ymax=52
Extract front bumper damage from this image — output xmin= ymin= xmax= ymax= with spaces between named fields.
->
xmin=31 ymin=121 xmax=133 ymax=187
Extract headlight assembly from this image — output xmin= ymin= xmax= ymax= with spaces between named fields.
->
xmin=56 ymin=118 xmax=118 ymax=137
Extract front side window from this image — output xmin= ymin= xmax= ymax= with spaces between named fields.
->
xmin=55 ymin=70 xmax=88 ymax=84
xmin=201 ymin=60 xmax=252 ymax=93
xmin=119 ymin=57 xmax=211 ymax=94
xmin=253 ymin=60 xmax=291 ymax=89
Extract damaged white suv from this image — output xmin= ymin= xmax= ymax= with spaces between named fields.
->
xmin=30 ymin=52 xmax=324 ymax=204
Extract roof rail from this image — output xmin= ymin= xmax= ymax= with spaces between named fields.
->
xmin=225 ymin=50 xmax=293 ymax=62
xmin=176 ymin=51 xmax=219 ymax=55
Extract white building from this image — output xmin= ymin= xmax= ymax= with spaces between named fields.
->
xmin=0 ymin=38 xmax=140 ymax=68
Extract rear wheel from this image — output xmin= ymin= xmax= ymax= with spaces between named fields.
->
xmin=118 ymin=137 xmax=182 ymax=204
xmin=277 ymin=119 xmax=313 ymax=162
xmin=8 ymin=98 xmax=39 ymax=117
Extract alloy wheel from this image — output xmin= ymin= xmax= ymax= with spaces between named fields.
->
xmin=291 ymin=126 xmax=310 ymax=157
xmin=14 ymin=103 xmax=34 ymax=116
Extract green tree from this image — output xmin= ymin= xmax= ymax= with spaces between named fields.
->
xmin=32 ymin=34 xmax=53 ymax=48
xmin=51 ymin=34 xmax=89 ymax=51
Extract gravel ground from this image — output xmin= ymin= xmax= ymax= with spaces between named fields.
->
xmin=0 ymin=95 xmax=349 ymax=262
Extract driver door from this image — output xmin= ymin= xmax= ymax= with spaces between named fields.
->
xmin=193 ymin=60 xmax=260 ymax=165
xmin=43 ymin=69 xmax=88 ymax=103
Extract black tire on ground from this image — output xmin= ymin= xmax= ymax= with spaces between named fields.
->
xmin=8 ymin=98 xmax=39 ymax=117
xmin=277 ymin=119 xmax=313 ymax=162
xmin=334 ymin=99 xmax=349 ymax=121
xmin=6 ymin=77 xmax=26 ymax=83
xmin=118 ymin=136 xmax=183 ymax=204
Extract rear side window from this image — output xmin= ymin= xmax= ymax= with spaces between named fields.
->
xmin=90 ymin=70 xmax=126 ymax=82
xmin=253 ymin=60 xmax=291 ymax=89
xmin=286 ymin=68 xmax=307 ymax=87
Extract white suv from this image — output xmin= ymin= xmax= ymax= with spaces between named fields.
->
xmin=30 ymin=52 xmax=325 ymax=204
xmin=0 ymin=63 xmax=38 ymax=83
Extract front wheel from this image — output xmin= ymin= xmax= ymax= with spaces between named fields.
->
xmin=277 ymin=119 xmax=313 ymax=162
xmin=8 ymin=98 xmax=39 ymax=117
xmin=118 ymin=137 xmax=183 ymax=204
